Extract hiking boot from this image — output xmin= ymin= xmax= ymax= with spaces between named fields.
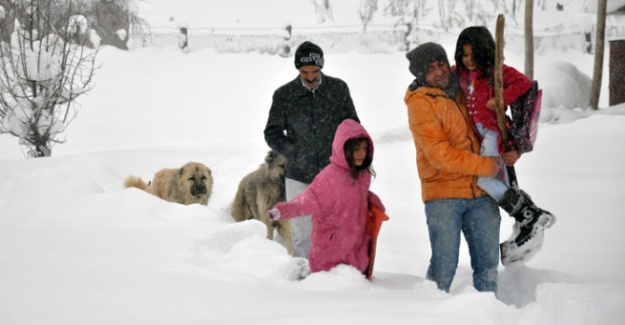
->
xmin=499 ymin=188 xmax=556 ymax=247
xmin=513 ymin=206 xmax=554 ymax=246
xmin=518 ymin=190 xmax=556 ymax=229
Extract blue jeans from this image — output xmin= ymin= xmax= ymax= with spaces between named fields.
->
xmin=424 ymin=195 xmax=501 ymax=293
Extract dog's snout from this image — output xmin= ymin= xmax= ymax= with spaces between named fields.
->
xmin=192 ymin=182 xmax=207 ymax=196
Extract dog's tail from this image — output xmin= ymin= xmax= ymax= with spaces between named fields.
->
xmin=231 ymin=185 xmax=251 ymax=222
xmin=124 ymin=176 xmax=150 ymax=191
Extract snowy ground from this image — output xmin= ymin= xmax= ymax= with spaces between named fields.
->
xmin=1 ymin=1 xmax=625 ymax=324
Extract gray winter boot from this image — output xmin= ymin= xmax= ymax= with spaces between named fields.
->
xmin=498 ymin=188 xmax=556 ymax=247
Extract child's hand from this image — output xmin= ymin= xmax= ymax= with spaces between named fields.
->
xmin=486 ymin=98 xmax=497 ymax=110
xmin=267 ymin=208 xmax=281 ymax=221
xmin=502 ymin=150 xmax=521 ymax=166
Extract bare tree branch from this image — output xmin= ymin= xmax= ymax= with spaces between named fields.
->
xmin=0 ymin=0 xmax=100 ymax=158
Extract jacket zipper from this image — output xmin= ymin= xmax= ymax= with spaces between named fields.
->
xmin=452 ymin=96 xmax=480 ymax=199
xmin=426 ymin=91 xmax=482 ymax=199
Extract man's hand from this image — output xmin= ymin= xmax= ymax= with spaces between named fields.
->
xmin=488 ymin=157 xmax=501 ymax=178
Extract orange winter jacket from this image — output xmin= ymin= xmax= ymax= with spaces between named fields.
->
xmin=404 ymin=85 xmax=496 ymax=203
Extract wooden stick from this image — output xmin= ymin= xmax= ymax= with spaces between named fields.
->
xmin=495 ymin=14 xmax=511 ymax=151
xmin=495 ymin=14 xmax=518 ymax=188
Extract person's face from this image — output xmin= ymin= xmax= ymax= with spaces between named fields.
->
xmin=352 ymin=140 xmax=368 ymax=167
xmin=462 ymin=44 xmax=477 ymax=71
xmin=298 ymin=65 xmax=322 ymax=89
xmin=424 ymin=60 xmax=451 ymax=89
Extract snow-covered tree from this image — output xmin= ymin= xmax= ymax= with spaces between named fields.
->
xmin=359 ymin=0 xmax=378 ymax=31
xmin=311 ymin=0 xmax=333 ymax=24
xmin=0 ymin=0 xmax=99 ymax=158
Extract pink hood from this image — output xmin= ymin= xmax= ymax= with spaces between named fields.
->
xmin=274 ymin=119 xmax=383 ymax=274
xmin=329 ymin=119 xmax=374 ymax=172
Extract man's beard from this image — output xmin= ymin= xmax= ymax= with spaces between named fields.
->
xmin=302 ymin=77 xmax=319 ymax=89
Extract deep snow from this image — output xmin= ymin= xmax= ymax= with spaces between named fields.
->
xmin=1 ymin=1 xmax=625 ymax=324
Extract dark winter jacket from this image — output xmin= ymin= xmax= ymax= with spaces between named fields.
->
xmin=264 ymin=74 xmax=359 ymax=184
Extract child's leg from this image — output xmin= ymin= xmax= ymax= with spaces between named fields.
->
xmin=475 ymin=123 xmax=508 ymax=201
xmin=476 ymin=126 xmax=555 ymax=228
xmin=285 ymin=178 xmax=312 ymax=259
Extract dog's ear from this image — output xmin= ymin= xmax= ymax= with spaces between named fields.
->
xmin=265 ymin=150 xmax=274 ymax=165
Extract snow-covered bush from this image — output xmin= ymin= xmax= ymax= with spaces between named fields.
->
xmin=0 ymin=0 xmax=99 ymax=158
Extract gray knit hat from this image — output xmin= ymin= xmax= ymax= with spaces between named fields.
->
xmin=406 ymin=42 xmax=450 ymax=84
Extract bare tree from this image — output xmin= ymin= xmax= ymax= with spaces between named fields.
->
xmin=438 ymin=0 xmax=452 ymax=30
xmin=359 ymin=0 xmax=378 ymax=31
xmin=461 ymin=0 xmax=473 ymax=21
xmin=524 ymin=0 xmax=534 ymax=80
xmin=0 ymin=0 xmax=99 ymax=158
xmin=384 ymin=0 xmax=410 ymax=17
xmin=311 ymin=0 xmax=334 ymax=24
xmin=590 ymin=0 xmax=607 ymax=110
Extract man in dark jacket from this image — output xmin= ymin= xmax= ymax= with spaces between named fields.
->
xmin=264 ymin=41 xmax=359 ymax=258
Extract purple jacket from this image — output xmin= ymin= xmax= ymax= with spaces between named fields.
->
xmin=274 ymin=119 xmax=384 ymax=273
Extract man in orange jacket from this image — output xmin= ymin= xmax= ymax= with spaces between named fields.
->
xmin=404 ymin=42 xmax=504 ymax=293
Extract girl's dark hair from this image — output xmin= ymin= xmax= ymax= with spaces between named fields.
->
xmin=344 ymin=137 xmax=375 ymax=180
xmin=454 ymin=26 xmax=496 ymax=80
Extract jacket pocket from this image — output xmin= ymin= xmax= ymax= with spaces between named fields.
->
xmin=318 ymin=229 xmax=337 ymax=251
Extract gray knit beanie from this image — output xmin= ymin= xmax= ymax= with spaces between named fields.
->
xmin=406 ymin=42 xmax=450 ymax=84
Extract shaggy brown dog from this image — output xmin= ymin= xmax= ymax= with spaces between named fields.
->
xmin=231 ymin=151 xmax=292 ymax=254
xmin=124 ymin=162 xmax=213 ymax=206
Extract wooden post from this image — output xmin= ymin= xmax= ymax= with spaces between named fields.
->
xmin=609 ymin=40 xmax=625 ymax=106
xmin=524 ymin=0 xmax=534 ymax=80
xmin=178 ymin=25 xmax=189 ymax=53
xmin=590 ymin=0 xmax=607 ymax=110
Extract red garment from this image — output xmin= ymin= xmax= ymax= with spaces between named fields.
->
xmin=274 ymin=119 xmax=384 ymax=274
xmin=365 ymin=204 xmax=389 ymax=280
xmin=456 ymin=65 xmax=532 ymax=132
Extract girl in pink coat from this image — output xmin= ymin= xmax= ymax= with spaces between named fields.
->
xmin=267 ymin=119 xmax=384 ymax=274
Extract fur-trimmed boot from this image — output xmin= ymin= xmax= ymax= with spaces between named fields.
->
xmin=499 ymin=188 xmax=556 ymax=247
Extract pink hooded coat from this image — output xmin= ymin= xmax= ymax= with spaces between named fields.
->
xmin=273 ymin=119 xmax=384 ymax=273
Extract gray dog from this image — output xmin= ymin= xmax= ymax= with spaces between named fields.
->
xmin=231 ymin=150 xmax=292 ymax=254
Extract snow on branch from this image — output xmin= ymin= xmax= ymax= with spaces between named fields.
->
xmin=0 ymin=0 xmax=99 ymax=158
